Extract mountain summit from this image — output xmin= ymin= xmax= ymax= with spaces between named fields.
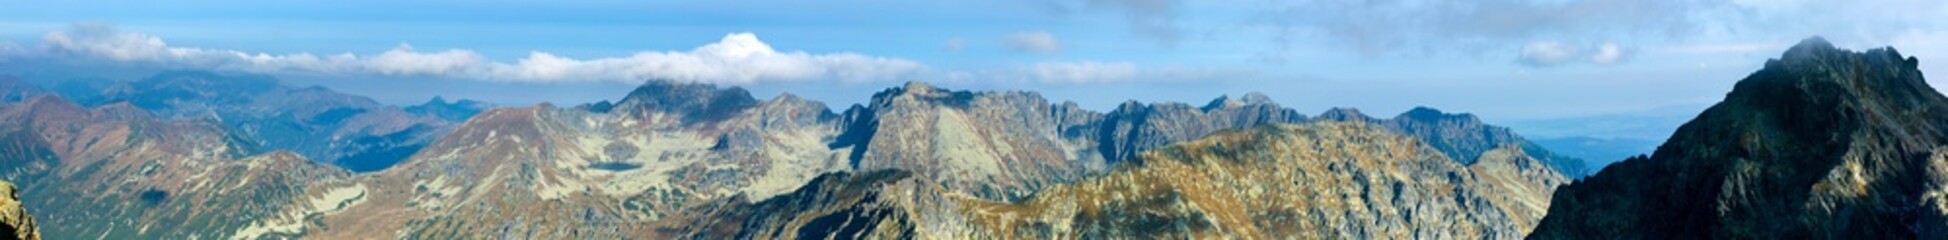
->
xmin=1531 ymin=37 xmax=1948 ymax=238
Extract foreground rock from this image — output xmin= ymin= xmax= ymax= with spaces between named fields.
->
xmin=0 ymin=181 xmax=38 ymax=240
xmin=1531 ymin=38 xmax=1948 ymax=238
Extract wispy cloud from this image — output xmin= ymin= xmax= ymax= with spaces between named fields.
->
xmin=1004 ymin=31 xmax=1063 ymax=54
xmin=1517 ymin=41 xmax=1629 ymax=67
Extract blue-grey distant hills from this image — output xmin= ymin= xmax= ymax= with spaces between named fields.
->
xmin=34 ymin=71 xmax=477 ymax=172
xmin=1505 ymin=104 xmax=1705 ymax=170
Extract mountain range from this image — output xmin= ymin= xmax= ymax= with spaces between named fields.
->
xmin=0 ymin=68 xmax=1582 ymax=238
xmin=8 ymin=36 xmax=1939 ymax=238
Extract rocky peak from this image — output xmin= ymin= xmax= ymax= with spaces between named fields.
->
xmin=867 ymin=81 xmax=982 ymax=110
xmin=902 ymin=81 xmax=935 ymax=94
xmin=1200 ymin=92 xmax=1277 ymax=111
xmin=1315 ymin=107 xmax=1374 ymax=122
xmin=613 ymin=80 xmax=759 ymax=123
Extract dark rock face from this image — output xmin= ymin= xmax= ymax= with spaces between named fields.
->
xmin=1531 ymin=38 xmax=1948 ymax=239
xmin=661 ymin=170 xmax=923 ymax=239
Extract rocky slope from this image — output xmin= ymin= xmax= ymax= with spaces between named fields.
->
xmin=0 ymin=95 xmax=350 ymax=238
xmin=1531 ymin=38 xmax=1948 ymax=238
xmin=666 ymin=122 xmax=1568 ymax=239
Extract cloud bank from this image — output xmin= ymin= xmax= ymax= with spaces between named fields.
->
xmin=33 ymin=24 xmax=927 ymax=84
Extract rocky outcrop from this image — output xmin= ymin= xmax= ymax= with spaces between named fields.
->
xmin=1531 ymin=38 xmax=1948 ymax=238
xmin=0 ymin=180 xmax=39 ymax=240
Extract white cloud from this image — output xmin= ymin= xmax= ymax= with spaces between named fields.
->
xmin=1004 ymin=32 xmax=1063 ymax=54
xmin=32 ymin=24 xmax=927 ymax=85
xmin=365 ymin=44 xmax=486 ymax=76
xmin=1517 ymin=41 xmax=1630 ymax=67
xmin=484 ymin=33 xmax=925 ymax=84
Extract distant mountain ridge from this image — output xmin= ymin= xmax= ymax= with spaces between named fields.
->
xmin=37 ymin=71 xmax=461 ymax=172
xmin=1317 ymin=107 xmax=1591 ymax=177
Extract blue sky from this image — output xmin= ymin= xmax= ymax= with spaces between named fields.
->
xmin=3 ymin=0 xmax=1948 ymax=122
